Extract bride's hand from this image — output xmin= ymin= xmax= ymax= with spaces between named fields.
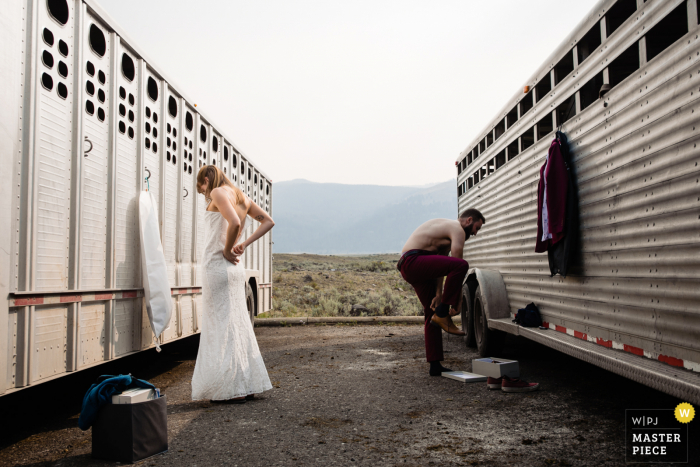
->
xmin=223 ymin=249 xmax=239 ymax=264
xmin=233 ymin=243 xmax=246 ymax=255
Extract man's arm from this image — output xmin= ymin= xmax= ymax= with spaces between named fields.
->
xmin=450 ymin=225 xmax=466 ymax=259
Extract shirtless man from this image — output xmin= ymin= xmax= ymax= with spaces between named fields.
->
xmin=397 ymin=208 xmax=484 ymax=376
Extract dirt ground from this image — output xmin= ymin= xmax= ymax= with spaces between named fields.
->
xmin=0 ymin=324 xmax=698 ymax=467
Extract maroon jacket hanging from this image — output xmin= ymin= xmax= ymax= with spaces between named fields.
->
xmin=535 ymin=139 xmax=568 ymax=253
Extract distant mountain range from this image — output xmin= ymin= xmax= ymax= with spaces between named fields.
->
xmin=271 ymin=179 xmax=457 ymax=254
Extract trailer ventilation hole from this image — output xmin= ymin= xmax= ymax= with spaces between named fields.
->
xmin=42 ymin=50 xmax=54 ymax=68
xmin=521 ymin=125 xmax=535 ymax=150
xmin=57 ymin=61 xmax=67 ymax=78
xmin=119 ymin=104 xmax=125 ymax=116
xmin=119 ymin=86 xmax=126 ymax=100
xmin=189 ymin=153 xmax=192 ymax=162
xmin=534 ymin=74 xmax=551 ymax=103
xmin=507 ymin=138 xmax=519 ymax=160
xmin=185 ymin=111 xmax=193 ymax=131
xmin=168 ymin=96 xmax=177 ymax=117
xmin=241 ymin=164 xmax=245 ymax=174
xmin=43 ymin=28 xmax=54 ymax=46
xmin=203 ymin=151 xmax=206 ymax=159
xmin=167 ymin=152 xmax=171 ymax=162
xmin=47 ymin=0 xmax=69 ymax=25
xmin=98 ymin=70 xmax=105 ymax=84
xmin=606 ymin=0 xmax=637 ymax=37
xmin=128 ymin=110 xmax=134 ymax=122
xmin=212 ymin=135 xmax=219 ymax=152
xmin=152 ymin=142 xmax=157 ymax=153
xmin=555 ymin=94 xmax=576 ymax=126
xmin=184 ymin=162 xmax=187 ymax=172
xmin=145 ymin=107 xmax=151 ymax=118
xmin=86 ymin=61 xmax=95 ymax=76
xmin=609 ymin=42 xmax=639 ymax=88
xmin=553 ymin=49 xmax=574 ymax=86
xmin=171 ymin=154 xmax=175 ymax=164
xmin=118 ymin=121 xmax=125 ymax=133
xmin=266 ymin=185 xmax=270 ymax=195
xmin=86 ymin=81 xmax=94 ymax=95
xmin=167 ymin=123 xmax=171 ymax=134
xmin=248 ymin=168 xmax=251 ymax=180
xmin=97 ymin=89 xmax=105 ymax=103
xmin=58 ymin=39 xmax=68 ymax=57
xmin=233 ymin=154 xmax=237 ymax=167
xmin=57 ymin=82 xmax=67 ymax=99
xmin=577 ymin=23 xmax=601 ymax=65
xmin=152 ymin=127 xmax=157 ymax=138
xmin=166 ymin=137 xmax=170 ymax=147
xmin=147 ymin=77 xmax=158 ymax=101
xmin=152 ymin=112 xmax=157 ymax=123
xmin=85 ymin=100 xmax=94 ymax=115
xmin=121 ymin=53 xmax=135 ymax=81
xmin=189 ymin=140 xmax=192 ymax=149
xmin=224 ymin=146 xmax=229 ymax=161
xmin=200 ymin=124 xmax=207 ymax=142
xmin=172 ymin=142 xmax=176 ymax=151
xmin=128 ymin=127 xmax=134 ymax=139
xmin=646 ymin=2 xmax=688 ymax=62
xmin=89 ymin=24 xmax=106 ymax=57
xmin=520 ymin=90 xmax=533 ymax=115
xmin=173 ymin=128 xmax=177 ymax=137
xmin=145 ymin=137 xmax=150 ymax=149
xmin=189 ymin=165 xmax=192 ymax=175
xmin=128 ymin=93 xmax=134 ymax=106
xmin=145 ymin=122 xmax=151 ymax=133
xmin=97 ymin=107 xmax=105 ymax=121
xmin=486 ymin=133 xmax=493 ymax=147
xmin=536 ymin=112 xmax=553 ymax=140
xmin=580 ymin=71 xmax=604 ymax=110
xmin=212 ymin=159 xmax=216 ymax=166
xmin=494 ymin=118 xmax=505 ymax=140
xmin=506 ymin=105 xmax=518 ymax=128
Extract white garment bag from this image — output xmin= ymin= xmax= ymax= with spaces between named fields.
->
xmin=139 ymin=191 xmax=172 ymax=350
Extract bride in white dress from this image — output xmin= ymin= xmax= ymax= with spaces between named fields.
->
xmin=191 ymin=165 xmax=273 ymax=403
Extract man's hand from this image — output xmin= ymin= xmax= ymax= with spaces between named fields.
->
xmin=449 ymin=307 xmax=459 ymax=317
xmin=223 ymin=249 xmax=239 ymax=264
xmin=430 ymin=294 xmax=441 ymax=311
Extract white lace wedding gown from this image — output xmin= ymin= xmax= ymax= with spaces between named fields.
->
xmin=191 ymin=210 xmax=272 ymax=400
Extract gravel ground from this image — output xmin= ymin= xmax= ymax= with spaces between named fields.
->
xmin=0 ymin=324 xmax=698 ymax=467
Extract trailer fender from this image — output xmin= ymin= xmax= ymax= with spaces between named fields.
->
xmin=465 ymin=268 xmax=510 ymax=325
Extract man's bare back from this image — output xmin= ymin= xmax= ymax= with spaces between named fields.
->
xmin=402 ymin=218 xmax=469 ymax=259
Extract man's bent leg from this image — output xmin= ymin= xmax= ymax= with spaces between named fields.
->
xmin=410 ymin=280 xmax=444 ymax=363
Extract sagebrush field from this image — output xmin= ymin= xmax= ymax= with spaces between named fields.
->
xmin=259 ymin=253 xmax=425 ymax=318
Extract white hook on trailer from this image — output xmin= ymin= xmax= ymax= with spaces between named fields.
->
xmin=83 ymin=136 xmax=93 ymax=156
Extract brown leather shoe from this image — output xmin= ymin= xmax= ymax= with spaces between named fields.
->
xmin=431 ymin=315 xmax=466 ymax=335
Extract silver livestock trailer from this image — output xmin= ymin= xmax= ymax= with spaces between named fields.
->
xmin=456 ymin=0 xmax=700 ymax=404
xmin=0 ymin=0 xmax=273 ymax=396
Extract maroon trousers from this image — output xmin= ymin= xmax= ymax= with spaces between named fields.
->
xmin=399 ymin=251 xmax=469 ymax=362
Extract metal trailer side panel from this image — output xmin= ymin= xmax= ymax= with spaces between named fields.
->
xmin=142 ymin=68 xmax=161 ymax=221
xmin=0 ymin=0 xmax=25 ymax=392
xmin=114 ymin=46 xmax=141 ymax=290
xmin=458 ymin=0 xmax=700 ymax=371
xmin=179 ymin=103 xmax=195 ymax=287
xmin=79 ymin=14 xmax=110 ymax=290
xmin=162 ymin=86 xmax=179 ymax=288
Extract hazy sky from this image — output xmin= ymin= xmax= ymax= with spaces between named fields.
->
xmin=99 ymin=0 xmax=599 ymax=186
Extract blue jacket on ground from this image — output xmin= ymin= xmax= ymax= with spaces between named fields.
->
xmin=78 ymin=374 xmax=156 ymax=430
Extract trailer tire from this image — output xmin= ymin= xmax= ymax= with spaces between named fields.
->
xmin=473 ymin=285 xmax=506 ymax=357
xmin=246 ymin=282 xmax=255 ymax=325
xmin=460 ymin=281 xmax=477 ymax=348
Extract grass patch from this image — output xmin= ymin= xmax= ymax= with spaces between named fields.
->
xmin=265 ymin=253 xmax=423 ymax=318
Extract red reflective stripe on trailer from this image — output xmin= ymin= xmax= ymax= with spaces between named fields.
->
xmin=60 ymin=295 xmax=82 ymax=303
xmin=555 ymin=325 xmax=566 ymax=333
xmin=542 ymin=321 xmax=550 ymax=329
xmin=14 ymin=297 xmax=44 ymax=306
xmin=95 ymin=294 xmax=113 ymax=300
xmin=574 ymin=330 xmax=587 ymax=340
xmin=596 ymin=338 xmax=613 ymax=348
xmin=658 ymin=354 xmax=684 ymax=367
xmin=122 ymin=291 xmax=137 ymax=298
xmin=623 ymin=344 xmax=644 ymax=356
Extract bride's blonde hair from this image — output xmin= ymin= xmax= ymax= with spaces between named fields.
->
xmin=197 ymin=165 xmax=244 ymax=205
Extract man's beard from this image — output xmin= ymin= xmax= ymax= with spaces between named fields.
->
xmin=463 ymin=223 xmax=473 ymax=240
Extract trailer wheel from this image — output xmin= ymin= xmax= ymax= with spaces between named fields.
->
xmin=245 ymin=282 xmax=255 ymax=325
xmin=473 ymin=285 xmax=506 ymax=357
xmin=460 ymin=281 xmax=477 ymax=348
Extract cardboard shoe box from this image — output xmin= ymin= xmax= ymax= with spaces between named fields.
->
xmin=472 ymin=358 xmax=519 ymax=378
xmin=92 ymin=395 xmax=168 ymax=463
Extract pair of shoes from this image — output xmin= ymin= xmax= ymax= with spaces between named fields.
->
xmin=211 ymin=397 xmax=247 ymax=404
xmin=430 ymin=315 xmax=465 ymax=336
xmin=487 ymin=375 xmax=539 ymax=393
